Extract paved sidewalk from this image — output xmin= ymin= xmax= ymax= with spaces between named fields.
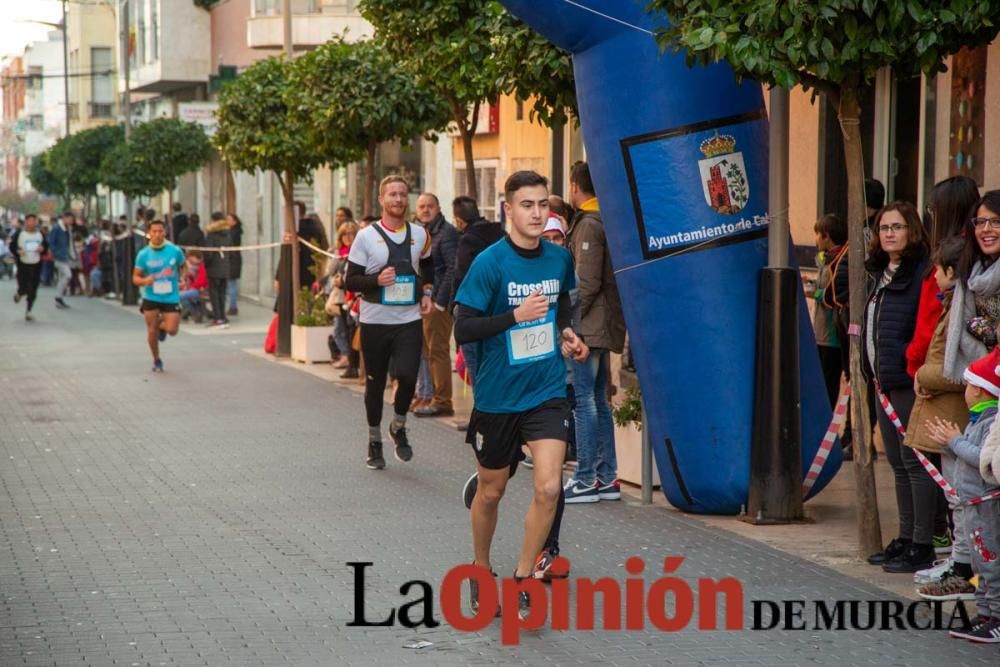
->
xmin=0 ymin=280 xmax=994 ymax=666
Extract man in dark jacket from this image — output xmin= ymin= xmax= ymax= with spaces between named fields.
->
xmin=171 ymin=202 xmax=188 ymax=242
xmin=48 ymin=210 xmax=77 ymax=309
xmin=449 ymin=196 xmax=503 ymax=383
xmin=177 ymin=213 xmax=205 ymax=248
xmin=203 ymin=212 xmax=232 ymax=327
xmin=563 ymin=162 xmax=627 ymax=504
xmin=414 ymin=192 xmax=458 ymax=417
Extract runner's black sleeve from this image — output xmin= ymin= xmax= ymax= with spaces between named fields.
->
xmin=419 ymin=256 xmax=434 ymax=284
xmin=344 ymin=261 xmax=379 ymax=294
xmin=556 ymin=292 xmax=572 ymax=332
xmin=454 ymin=304 xmax=517 ymax=345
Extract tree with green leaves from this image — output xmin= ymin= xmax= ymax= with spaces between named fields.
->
xmin=130 ymin=118 xmax=213 ymax=198
xmin=47 ymin=124 xmax=125 ymax=200
xmin=289 ymin=38 xmax=450 ymax=216
xmin=214 ymin=56 xmax=327 ymax=336
xmin=99 ymin=142 xmax=169 ymax=201
xmin=359 ymin=0 xmax=576 ymax=199
xmin=651 ymin=0 xmax=1000 ymax=555
xmin=29 ymin=153 xmax=64 ymax=202
xmin=489 ymin=4 xmax=577 ymax=128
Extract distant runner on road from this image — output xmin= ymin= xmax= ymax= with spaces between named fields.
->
xmin=344 ymin=175 xmax=433 ymax=470
xmin=133 ymin=220 xmax=186 ymax=373
xmin=11 ymin=214 xmax=48 ymax=321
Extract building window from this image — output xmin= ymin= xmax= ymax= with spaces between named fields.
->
xmin=454 ymin=162 xmax=498 ymax=222
xmin=151 ymin=2 xmax=159 ymax=62
xmin=90 ymin=47 xmax=113 ymax=118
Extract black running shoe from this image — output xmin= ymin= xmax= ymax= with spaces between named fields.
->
xmin=950 ymin=616 xmax=994 ymax=640
xmin=462 ymin=472 xmax=478 ymax=510
xmin=513 ymin=572 xmax=531 ymax=620
xmin=366 ymin=441 xmax=386 ymax=470
xmin=390 ymin=425 xmax=412 ymax=462
xmin=469 ymin=565 xmax=500 ymax=617
xmin=964 ymin=618 xmax=1000 ymax=643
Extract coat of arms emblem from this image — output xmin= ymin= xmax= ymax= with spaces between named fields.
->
xmin=698 ymin=133 xmax=750 ymax=215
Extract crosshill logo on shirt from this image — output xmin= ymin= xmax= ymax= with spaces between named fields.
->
xmin=506 ymin=279 xmax=560 ymax=307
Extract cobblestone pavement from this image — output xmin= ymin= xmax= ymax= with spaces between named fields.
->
xmin=0 ymin=282 xmax=995 ymax=666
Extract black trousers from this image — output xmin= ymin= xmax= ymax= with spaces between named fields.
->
xmin=16 ymin=262 xmax=41 ymax=311
xmin=208 ymin=278 xmax=227 ymax=322
xmin=360 ymin=319 xmax=423 ymax=427
xmin=818 ymin=345 xmax=843 ymax=409
xmin=875 ymin=386 xmax=943 ymax=544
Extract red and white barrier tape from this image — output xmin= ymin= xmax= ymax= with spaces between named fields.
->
xmin=874 ymin=380 xmax=959 ymax=500
xmin=802 ymin=383 xmax=850 ymax=494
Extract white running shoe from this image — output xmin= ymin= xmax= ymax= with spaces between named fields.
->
xmin=913 ymin=557 xmax=952 ymax=585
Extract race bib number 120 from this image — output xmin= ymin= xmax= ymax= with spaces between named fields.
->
xmin=506 ymin=310 xmax=557 ymax=366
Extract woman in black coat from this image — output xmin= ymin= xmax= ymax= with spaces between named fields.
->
xmin=862 ymin=201 xmax=933 ymax=573
xmin=225 ymin=213 xmax=243 ymax=316
xmin=204 ymin=212 xmax=232 ymax=327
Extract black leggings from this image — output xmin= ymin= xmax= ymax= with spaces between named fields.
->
xmin=876 ymin=386 xmax=943 ymax=545
xmin=360 ymin=320 xmax=423 ymax=427
xmin=209 ymin=278 xmax=227 ymax=321
xmin=16 ymin=262 xmax=41 ymax=311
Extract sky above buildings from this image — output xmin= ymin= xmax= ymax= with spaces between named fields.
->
xmin=0 ymin=2 xmax=65 ymax=60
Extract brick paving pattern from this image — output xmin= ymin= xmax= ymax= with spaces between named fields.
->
xmin=0 ymin=282 xmax=994 ymax=665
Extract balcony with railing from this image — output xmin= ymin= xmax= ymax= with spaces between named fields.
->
xmin=123 ymin=0 xmax=211 ymax=94
xmin=247 ymin=0 xmax=372 ymax=50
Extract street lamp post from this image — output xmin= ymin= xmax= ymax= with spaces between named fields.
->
xmin=119 ymin=0 xmax=138 ymax=305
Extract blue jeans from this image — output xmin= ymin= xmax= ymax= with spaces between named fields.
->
xmin=179 ymin=288 xmax=201 ymax=316
xmin=461 ymin=342 xmax=480 ymax=384
xmin=227 ymin=279 xmax=239 ymax=310
xmin=332 ymin=309 xmax=350 ymax=357
xmin=416 ymin=353 xmax=433 ymax=400
xmin=572 ymin=348 xmax=616 ymax=485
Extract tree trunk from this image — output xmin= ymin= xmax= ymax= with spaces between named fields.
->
xmin=225 ymin=166 xmax=236 ymax=215
xmin=448 ymin=96 xmax=479 ymax=202
xmin=839 ymin=87 xmax=882 ymax=558
xmin=283 ymin=171 xmax=300 ymax=320
xmin=364 ymin=140 xmax=377 ymax=217
xmin=167 ymin=189 xmax=174 ymax=242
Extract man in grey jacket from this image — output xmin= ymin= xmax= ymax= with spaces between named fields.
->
xmin=415 ymin=193 xmax=458 ymax=417
xmin=562 ymin=162 xmax=627 ymax=504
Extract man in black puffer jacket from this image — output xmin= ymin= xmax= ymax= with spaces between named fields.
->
xmin=449 ymin=196 xmax=504 ymax=384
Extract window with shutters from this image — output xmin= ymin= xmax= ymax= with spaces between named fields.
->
xmin=454 ymin=161 xmax=499 ymax=222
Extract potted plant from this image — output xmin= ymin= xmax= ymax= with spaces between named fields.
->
xmin=291 ymin=286 xmax=334 ymax=363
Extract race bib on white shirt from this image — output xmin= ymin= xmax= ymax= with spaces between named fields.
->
xmin=506 ymin=310 xmax=557 ymax=366
xmin=382 ymin=275 xmax=416 ymax=305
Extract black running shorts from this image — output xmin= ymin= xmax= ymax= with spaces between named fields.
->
xmin=465 ymin=397 xmax=571 ymax=470
xmin=140 ymin=300 xmax=180 ymax=313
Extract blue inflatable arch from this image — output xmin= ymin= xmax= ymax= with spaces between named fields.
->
xmin=500 ymin=0 xmax=841 ymax=514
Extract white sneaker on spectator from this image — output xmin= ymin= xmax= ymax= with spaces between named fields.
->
xmin=913 ymin=558 xmax=952 ymax=585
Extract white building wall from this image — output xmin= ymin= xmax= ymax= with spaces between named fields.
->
xmin=20 ymin=32 xmax=66 ymax=192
